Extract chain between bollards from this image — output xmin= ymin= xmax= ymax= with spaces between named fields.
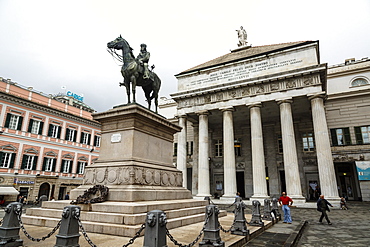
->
xmin=122 ymin=223 xmax=146 ymax=247
xmin=218 ymin=209 xmax=237 ymax=233
xmin=17 ymin=211 xmax=62 ymax=242
xmin=166 ymin=211 xmax=210 ymax=247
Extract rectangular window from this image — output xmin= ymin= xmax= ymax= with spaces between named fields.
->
xmin=277 ymin=135 xmax=283 ymax=153
xmin=186 ymin=141 xmax=193 ymax=156
xmin=65 ymin=128 xmax=76 ymax=142
xmin=9 ymin=115 xmax=20 ymax=129
xmin=215 ymin=140 xmax=223 ymax=157
xmin=77 ymin=162 xmax=85 ymax=174
xmin=302 ymin=132 xmax=315 ymax=152
xmin=21 ymin=155 xmax=38 ymax=170
xmin=0 ymin=152 xmax=15 ymax=168
xmin=80 ymin=132 xmax=91 ymax=145
xmin=234 ymin=139 xmax=241 ymax=156
xmin=5 ymin=113 xmax=23 ymax=130
xmin=330 ymin=128 xmax=351 ymax=146
xmin=94 ymin=135 xmax=101 ymax=147
xmin=43 ymin=158 xmax=55 ymax=172
xmin=62 ymin=160 xmax=72 ymax=173
xmin=355 ymin=126 xmax=370 ymax=144
xmin=48 ymin=124 xmax=61 ymax=138
xmin=28 ymin=119 xmax=43 ymax=134
xmin=173 ymin=143 xmax=178 ymax=156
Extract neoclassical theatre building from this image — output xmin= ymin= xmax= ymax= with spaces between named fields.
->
xmin=161 ymin=40 xmax=370 ymax=203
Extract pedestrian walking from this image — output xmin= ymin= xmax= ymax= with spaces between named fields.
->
xmin=64 ymin=192 xmax=70 ymax=200
xmin=317 ymin=194 xmax=333 ymax=225
xmin=278 ymin=192 xmax=293 ymax=224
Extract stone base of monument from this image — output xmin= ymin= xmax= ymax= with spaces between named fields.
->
xmin=23 ymin=104 xmax=223 ymax=236
xmin=22 ymin=199 xmax=226 ymax=237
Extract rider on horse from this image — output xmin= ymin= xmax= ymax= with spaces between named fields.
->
xmin=137 ymin=44 xmax=150 ymax=80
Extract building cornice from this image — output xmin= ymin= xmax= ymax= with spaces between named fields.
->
xmin=0 ymin=92 xmax=101 ymax=128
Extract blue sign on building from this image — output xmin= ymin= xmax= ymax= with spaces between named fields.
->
xmin=66 ymin=91 xmax=84 ymax=102
xmin=355 ymin=161 xmax=370 ymax=181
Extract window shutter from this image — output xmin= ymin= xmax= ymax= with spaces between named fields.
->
xmin=9 ymin=153 xmax=15 ymax=168
xmin=57 ymin=126 xmax=61 ymax=139
xmin=344 ymin=128 xmax=351 ymax=145
xmin=39 ymin=122 xmax=44 ymax=135
xmin=42 ymin=157 xmax=47 ymax=171
xmin=80 ymin=133 xmax=84 ymax=144
xmin=65 ymin=128 xmax=70 ymax=140
xmin=73 ymin=130 xmax=77 ymax=142
xmin=51 ymin=159 xmax=55 ymax=172
xmin=32 ymin=156 xmax=38 ymax=170
xmin=4 ymin=113 xmax=11 ymax=128
xmin=354 ymin=127 xmax=363 ymax=144
xmin=94 ymin=135 xmax=97 ymax=146
xmin=77 ymin=162 xmax=81 ymax=174
xmin=69 ymin=162 xmax=73 ymax=173
xmin=330 ymin=129 xmax=338 ymax=146
xmin=17 ymin=116 xmax=23 ymax=130
xmin=48 ymin=124 xmax=53 ymax=137
xmin=87 ymin=134 xmax=91 ymax=145
xmin=0 ymin=152 xmax=4 ymax=166
xmin=28 ymin=119 xmax=34 ymax=132
xmin=21 ymin=155 xmax=27 ymax=169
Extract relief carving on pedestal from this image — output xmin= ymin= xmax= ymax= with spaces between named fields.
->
xmin=86 ymin=166 xmax=182 ymax=186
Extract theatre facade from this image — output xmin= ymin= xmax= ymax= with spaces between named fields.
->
xmin=170 ymin=41 xmax=340 ymax=203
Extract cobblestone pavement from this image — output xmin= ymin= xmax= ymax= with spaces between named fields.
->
xmin=246 ymin=201 xmax=370 ymax=246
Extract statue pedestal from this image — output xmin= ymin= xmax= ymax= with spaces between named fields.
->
xmin=71 ymin=104 xmax=192 ymax=201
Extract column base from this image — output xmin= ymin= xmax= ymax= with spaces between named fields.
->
xmin=289 ymin=195 xmax=306 ymax=205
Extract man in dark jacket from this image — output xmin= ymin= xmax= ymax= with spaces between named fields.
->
xmin=317 ymin=195 xmax=333 ymax=225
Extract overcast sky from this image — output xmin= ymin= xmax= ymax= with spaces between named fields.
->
xmin=1 ymin=0 xmax=369 ymax=112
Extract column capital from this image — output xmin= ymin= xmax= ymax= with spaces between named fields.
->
xmin=175 ymin=114 xmax=188 ymax=119
xmin=246 ymin=102 xmax=262 ymax=109
xmin=196 ymin=110 xmax=210 ymax=116
xmin=307 ymin=92 xmax=327 ymax=101
xmin=219 ymin=106 xmax=235 ymax=112
xmin=276 ymin=98 xmax=293 ymax=105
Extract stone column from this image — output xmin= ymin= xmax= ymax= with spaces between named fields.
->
xmin=308 ymin=93 xmax=339 ymax=200
xmin=192 ymin=123 xmax=199 ymax=196
xmin=248 ymin=103 xmax=268 ymax=201
xmin=277 ymin=99 xmax=305 ymax=203
xmin=176 ymin=115 xmax=187 ymax=188
xmin=220 ymin=107 xmax=237 ymax=199
xmin=196 ymin=111 xmax=211 ymax=197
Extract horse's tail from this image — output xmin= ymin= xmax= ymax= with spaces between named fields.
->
xmin=150 ymin=73 xmax=161 ymax=100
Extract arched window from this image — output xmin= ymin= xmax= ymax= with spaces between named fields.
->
xmin=351 ymin=77 xmax=369 ymax=87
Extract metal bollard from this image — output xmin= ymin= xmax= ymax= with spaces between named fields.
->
xmin=271 ymin=198 xmax=281 ymax=221
xmin=249 ymin=200 xmax=264 ymax=227
xmin=262 ymin=199 xmax=273 ymax=221
xmin=231 ymin=197 xmax=249 ymax=236
xmin=54 ymin=205 xmax=81 ymax=247
xmin=199 ymin=205 xmax=224 ymax=247
xmin=143 ymin=210 xmax=167 ymax=247
xmin=0 ymin=202 xmax=23 ymax=247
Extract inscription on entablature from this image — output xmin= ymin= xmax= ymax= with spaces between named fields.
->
xmin=176 ymin=74 xmax=321 ymax=109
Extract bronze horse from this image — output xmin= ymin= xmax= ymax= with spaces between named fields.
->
xmin=107 ymin=36 xmax=161 ymax=112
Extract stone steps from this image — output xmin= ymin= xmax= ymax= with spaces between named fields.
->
xmin=22 ymin=199 xmax=227 ymax=237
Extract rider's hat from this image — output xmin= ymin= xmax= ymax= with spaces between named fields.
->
xmin=140 ymin=44 xmax=147 ymax=48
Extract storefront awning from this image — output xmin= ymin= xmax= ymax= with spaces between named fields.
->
xmin=0 ymin=186 xmax=19 ymax=195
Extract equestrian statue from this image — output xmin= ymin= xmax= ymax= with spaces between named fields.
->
xmin=107 ymin=35 xmax=161 ymax=112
